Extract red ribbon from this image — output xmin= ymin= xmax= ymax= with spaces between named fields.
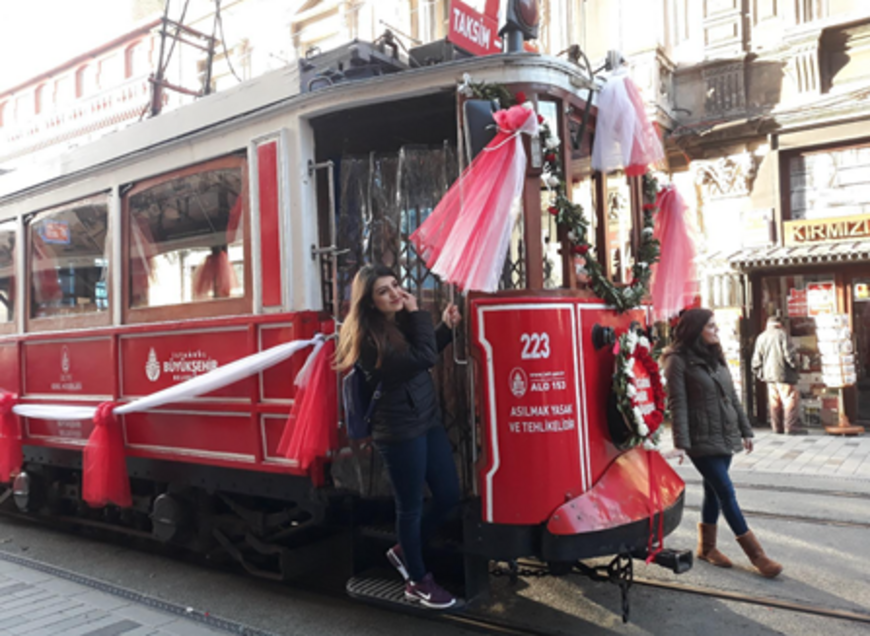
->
xmin=0 ymin=392 xmax=22 ymax=483
xmin=82 ymin=402 xmax=132 ymax=508
xmin=645 ymin=450 xmax=665 ymax=564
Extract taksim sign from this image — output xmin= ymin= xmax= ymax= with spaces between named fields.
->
xmin=448 ymin=0 xmax=501 ymax=56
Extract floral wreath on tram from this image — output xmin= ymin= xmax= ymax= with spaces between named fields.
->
xmin=612 ymin=330 xmax=666 ymax=450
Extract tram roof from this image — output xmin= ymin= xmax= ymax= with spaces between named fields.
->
xmin=0 ymin=52 xmax=595 ymax=207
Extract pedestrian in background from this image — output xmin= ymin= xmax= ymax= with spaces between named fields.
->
xmin=664 ymin=308 xmax=783 ymax=578
xmin=752 ymin=316 xmax=806 ymax=435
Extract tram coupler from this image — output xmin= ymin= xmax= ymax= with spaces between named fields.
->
xmin=632 ymin=547 xmax=693 ymax=574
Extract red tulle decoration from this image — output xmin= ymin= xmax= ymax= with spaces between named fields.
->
xmin=32 ymin=239 xmax=62 ymax=304
xmin=409 ymin=105 xmax=538 ymax=292
xmin=591 ymin=71 xmax=665 ymax=176
xmin=193 ymin=251 xmax=239 ymax=300
xmin=278 ymin=340 xmax=338 ymax=471
xmin=651 ymin=185 xmax=697 ymax=320
xmin=82 ymin=402 xmax=132 ymax=508
xmin=0 ymin=392 xmax=22 ymax=483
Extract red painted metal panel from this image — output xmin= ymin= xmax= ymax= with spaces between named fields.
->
xmin=547 ymin=447 xmax=685 ymax=535
xmin=27 ymin=417 xmax=94 ymax=444
xmin=261 ymin=414 xmax=291 ymax=462
xmin=472 ymin=299 xmax=584 ymax=525
xmin=24 ymin=339 xmax=113 ymax=396
xmin=259 ymin=318 xmax=318 ymax=401
xmin=258 ymin=141 xmax=283 ymax=308
xmin=120 ymin=328 xmax=250 ymax=398
xmin=0 ymin=343 xmax=19 ymax=394
xmin=6 ymin=312 xmax=331 ymax=484
xmin=124 ymin=411 xmax=257 ymax=460
xmin=471 ymin=295 xmax=658 ymax=526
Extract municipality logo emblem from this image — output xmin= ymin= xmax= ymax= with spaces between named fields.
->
xmin=509 ymin=367 xmax=527 ymax=398
xmin=145 ymin=348 xmax=161 ymax=382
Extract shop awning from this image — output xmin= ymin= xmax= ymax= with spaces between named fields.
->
xmin=728 ymin=241 xmax=870 ymax=269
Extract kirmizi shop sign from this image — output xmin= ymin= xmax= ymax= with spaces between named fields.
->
xmin=784 ymin=215 xmax=870 ymax=245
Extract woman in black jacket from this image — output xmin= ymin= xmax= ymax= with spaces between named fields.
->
xmin=335 ymin=264 xmax=461 ymax=609
xmin=664 ymin=308 xmax=782 ymax=578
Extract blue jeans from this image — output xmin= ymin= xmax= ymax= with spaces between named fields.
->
xmin=689 ymin=455 xmax=749 ymax=536
xmin=374 ymin=425 xmax=461 ymax=582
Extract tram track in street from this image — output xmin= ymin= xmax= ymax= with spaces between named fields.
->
xmin=682 ymin=478 xmax=870 ymax=500
xmin=0 ymin=507 xmax=554 ymax=636
xmin=4 ymin=505 xmax=870 ymax=634
xmin=511 ymin=559 xmax=870 ymax=628
xmin=683 ymin=504 xmax=870 ymax=529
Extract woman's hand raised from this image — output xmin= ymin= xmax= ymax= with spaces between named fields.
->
xmin=401 ymin=290 xmax=419 ymax=312
xmin=442 ymin=303 xmax=461 ymax=328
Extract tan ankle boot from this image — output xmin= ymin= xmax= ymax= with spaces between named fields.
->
xmin=697 ymin=523 xmax=732 ymax=568
xmin=736 ymin=530 xmax=783 ymax=578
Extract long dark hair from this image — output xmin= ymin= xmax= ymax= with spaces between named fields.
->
xmin=334 ymin=264 xmax=407 ymax=371
xmin=669 ymin=307 xmax=726 ymax=369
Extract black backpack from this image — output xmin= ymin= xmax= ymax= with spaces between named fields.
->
xmin=342 ymin=363 xmax=382 ymax=440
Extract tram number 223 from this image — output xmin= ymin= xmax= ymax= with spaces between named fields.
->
xmin=520 ymin=332 xmax=550 ymax=360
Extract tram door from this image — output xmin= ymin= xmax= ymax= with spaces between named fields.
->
xmin=314 ymin=143 xmax=512 ymax=496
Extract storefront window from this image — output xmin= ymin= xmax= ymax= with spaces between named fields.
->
xmin=128 ymin=165 xmax=245 ymax=308
xmin=789 ymin=142 xmax=870 ymax=220
xmin=0 ymin=221 xmax=15 ymax=322
xmin=760 ymin=273 xmax=846 ymax=427
xmin=29 ymin=197 xmax=109 ymax=319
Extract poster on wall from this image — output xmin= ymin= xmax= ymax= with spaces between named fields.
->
xmin=807 ymin=281 xmax=836 ymax=317
xmin=787 ymin=288 xmax=807 ymax=317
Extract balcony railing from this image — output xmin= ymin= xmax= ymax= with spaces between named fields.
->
xmin=0 ymin=74 xmax=189 ymax=162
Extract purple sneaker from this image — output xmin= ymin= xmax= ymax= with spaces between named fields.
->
xmin=404 ymin=573 xmax=457 ymax=609
xmin=386 ymin=544 xmax=410 ymax=582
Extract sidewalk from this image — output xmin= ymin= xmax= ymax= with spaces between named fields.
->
xmin=660 ymin=427 xmax=870 ymax=480
xmin=0 ymin=552 xmax=265 ymax=636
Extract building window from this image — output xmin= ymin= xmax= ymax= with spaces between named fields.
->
xmin=34 ymin=84 xmax=45 ymax=116
xmin=788 ymin=142 xmax=870 ymax=220
xmin=29 ymin=196 xmax=110 ymax=319
xmin=54 ymin=76 xmax=72 ymax=106
xmin=75 ymin=65 xmax=89 ymax=98
xmin=125 ymin=43 xmax=142 ymax=78
xmin=795 ymin=0 xmax=824 ymax=24
xmin=0 ymin=221 xmax=15 ymax=323
xmin=127 ymin=160 xmax=246 ymax=309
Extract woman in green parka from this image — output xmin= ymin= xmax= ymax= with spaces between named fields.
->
xmin=664 ymin=308 xmax=782 ymax=578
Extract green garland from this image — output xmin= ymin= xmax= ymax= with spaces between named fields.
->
xmin=461 ymin=77 xmax=661 ymax=313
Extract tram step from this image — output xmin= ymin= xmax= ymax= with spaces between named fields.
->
xmin=346 ymin=569 xmax=465 ymax=613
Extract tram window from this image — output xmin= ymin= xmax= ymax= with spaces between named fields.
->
xmin=29 ymin=197 xmax=109 ymax=319
xmin=128 ymin=166 xmax=245 ymax=308
xmin=605 ymin=175 xmax=634 ymax=284
xmin=0 ymin=221 xmax=15 ymax=322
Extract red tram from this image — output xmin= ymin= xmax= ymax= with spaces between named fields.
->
xmin=0 ymin=23 xmax=690 ymax=621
